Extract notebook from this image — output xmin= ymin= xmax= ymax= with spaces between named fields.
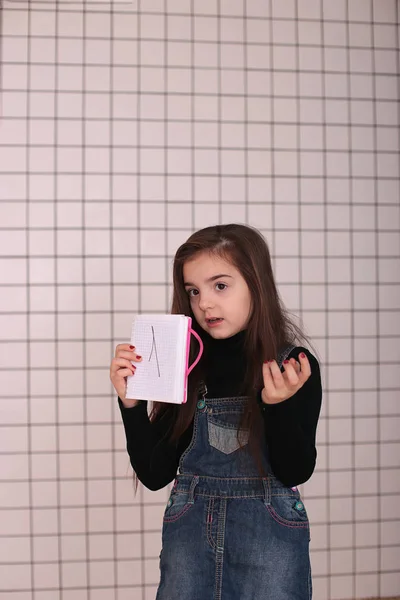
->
xmin=125 ymin=314 xmax=204 ymax=404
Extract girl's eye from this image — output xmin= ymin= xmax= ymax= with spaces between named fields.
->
xmin=187 ymin=283 xmax=227 ymax=297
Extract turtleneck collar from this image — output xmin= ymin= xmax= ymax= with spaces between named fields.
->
xmin=200 ymin=328 xmax=248 ymax=396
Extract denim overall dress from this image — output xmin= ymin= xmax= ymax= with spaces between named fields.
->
xmin=156 ymin=346 xmax=312 ymax=600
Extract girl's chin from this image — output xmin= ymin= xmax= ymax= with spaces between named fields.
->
xmin=201 ymin=322 xmax=226 ymax=336
xmin=203 ymin=324 xmax=238 ymax=339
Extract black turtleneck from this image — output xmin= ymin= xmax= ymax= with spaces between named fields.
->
xmin=118 ymin=330 xmax=322 ymax=490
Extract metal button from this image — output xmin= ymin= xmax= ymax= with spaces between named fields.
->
xmin=167 ymin=498 xmax=173 ymax=508
xmin=295 ymin=501 xmax=304 ymax=511
xmin=197 ymin=399 xmax=206 ymax=409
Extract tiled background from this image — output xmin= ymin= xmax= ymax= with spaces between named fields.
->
xmin=1 ymin=0 xmax=399 ymax=599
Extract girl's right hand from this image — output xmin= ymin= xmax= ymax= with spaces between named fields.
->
xmin=110 ymin=344 xmax=143 ymax=408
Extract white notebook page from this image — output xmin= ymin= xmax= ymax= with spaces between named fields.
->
xmin=126 ymin=315 xmax=187 ymax=403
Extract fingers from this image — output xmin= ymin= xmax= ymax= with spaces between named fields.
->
xmin=110 ymin=356 xmax=137 ymax=401
xmin=115 ymin=344 xmax=143 ymax=363
xmin=262 ymin=352 xmax=311 ymax=404
xmin=111 ymin=357 xmax=136 ymax=376
xmin=111 ymin=344 xmax=143 ymax=386
xmin=281 ymin=360 xmax=300 ymax=386
xmin=263 ymin=354 xmax=310 ymax=388
xmin=297 ymin=352 xmax=311 ymax=379
xmin=115 ymin=343 xmax=134 ymax=357
xmin=118 ymin=367 xmax=135 ymax=379
xmin=262 ymin=362 xmax=278 ymax=398
xmin=111 ymin=345 xmax=144 ymax=404
xmin=283 ymin=353 xmax=311 ymax=385
xmin=266 ymin=360 xmax=286 ymax=388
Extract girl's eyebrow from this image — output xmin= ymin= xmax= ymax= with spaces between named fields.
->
xmin=184 ymin=273 xmax=233 ymax=287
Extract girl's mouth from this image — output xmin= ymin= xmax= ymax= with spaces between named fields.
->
xmin=206 ymin=318 xmax=224 ymax=327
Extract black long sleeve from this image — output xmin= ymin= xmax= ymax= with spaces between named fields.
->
xmin=118 ymin=338 xmax=322 ymax=491
xmin=258 ymin=346 xmax=322 ymax=487
xmin=118 ymin=399 xmax=189 ymax=491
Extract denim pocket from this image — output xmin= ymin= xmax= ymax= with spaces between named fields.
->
xmin=207 ymin=418 xmax=249 ymax=455
xmin=163 ymin=491 xmax=193 ymax=523
xmin=265 ymin=493 xmax=310 ymax=529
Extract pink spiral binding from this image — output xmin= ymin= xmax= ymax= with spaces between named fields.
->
xmin=186 ymin=328 xmax=203 ymax=376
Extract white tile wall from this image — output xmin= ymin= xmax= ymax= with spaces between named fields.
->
xmin=1 ymin=1 xmax=399 ymax=599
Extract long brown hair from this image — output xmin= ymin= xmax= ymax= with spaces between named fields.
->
xmin=132 ymin=224 xmax=315 ymax=491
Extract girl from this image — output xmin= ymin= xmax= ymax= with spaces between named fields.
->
xmin=110 ymin=224 xmax=322 ymax=600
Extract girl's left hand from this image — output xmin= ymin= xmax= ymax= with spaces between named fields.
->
xmin=261 ymin=354 xmax=311 ymax=405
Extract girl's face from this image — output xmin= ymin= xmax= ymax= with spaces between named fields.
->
xmin=183 ymin=252 xmax=252 ymax=339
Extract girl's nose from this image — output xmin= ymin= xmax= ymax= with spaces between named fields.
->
xmin=198 ymin=295 xmax=214 ymax=311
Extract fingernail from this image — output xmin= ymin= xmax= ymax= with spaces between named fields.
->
xmin=300 ymin=352 xmax=305 ymax=358
xmin=129 ymin=345 xmax=135 ymax=349
xmin=283 ymin=360 xmax=289 ymax=364
xmin=136 ymin=355 xmax=142 ymax=360
xmin=269 ymin=360 xmax=274 ymax=363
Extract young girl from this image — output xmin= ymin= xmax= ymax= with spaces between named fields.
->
xmin=110 ymin=224 xmax=322 ymax=600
